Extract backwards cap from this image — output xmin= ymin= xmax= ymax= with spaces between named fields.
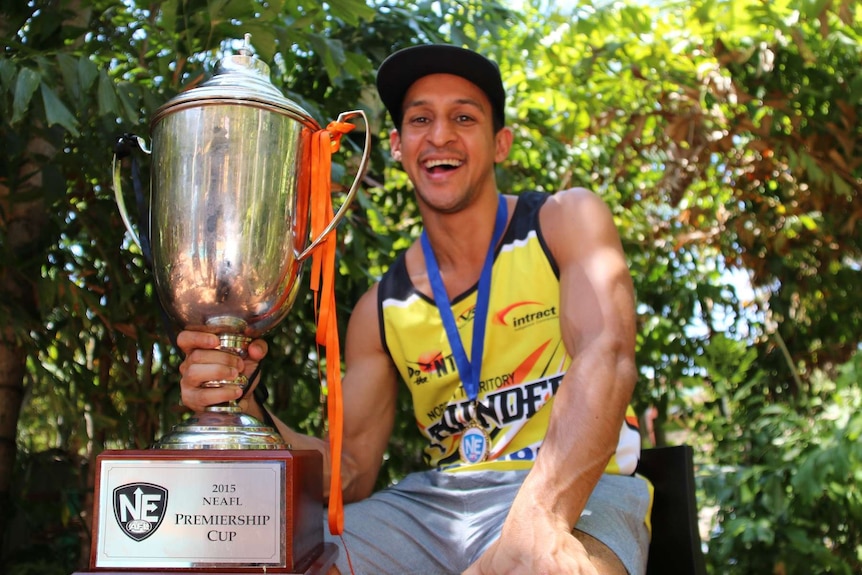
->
xmin=376 ymin=44 xmax=506 ymax=129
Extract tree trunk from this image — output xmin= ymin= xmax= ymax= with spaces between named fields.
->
xmin=0 ymin=136 xmax=54 ymax=549
xmin=0 ymin=333 xmax=26 ymax=542
xmin=0 ymin=2 xmax=92 ymax=554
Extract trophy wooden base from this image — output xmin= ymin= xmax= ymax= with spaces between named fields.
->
xmin=85 ymin=449 xmax=329 ymax=573
xmin=73 ymin=542 xmax=338 ymax=575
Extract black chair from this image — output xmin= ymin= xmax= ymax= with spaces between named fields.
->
xmin=636 ymin=445 xmax=708 ymax=575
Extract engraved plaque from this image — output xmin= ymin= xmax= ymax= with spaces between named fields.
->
xmin=85 ymin=450 xmax=326 ymax=573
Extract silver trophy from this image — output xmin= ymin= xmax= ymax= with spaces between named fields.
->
xmin=111 ymin=36 xmax=370 ymax=450
xmin=92 ymin=37 xmax=361 ymax=572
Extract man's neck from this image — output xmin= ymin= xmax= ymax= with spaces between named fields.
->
xmin=418 ymin=193 xmax=506 ymax=297
xmin=424 ymin=194 xmax=500 ymax=260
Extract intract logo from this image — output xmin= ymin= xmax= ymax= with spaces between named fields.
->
xmin=494 ymin=301 xmax=556 ymax=328
xmin=112 ymin=482 xmax=168 ymax=542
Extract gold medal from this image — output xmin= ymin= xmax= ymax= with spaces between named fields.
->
xmin=459 ymin=420 xmax=491 ymax=464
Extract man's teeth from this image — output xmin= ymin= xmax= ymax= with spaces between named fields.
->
xmin=424 ymin=159 xmax=463 ymax=169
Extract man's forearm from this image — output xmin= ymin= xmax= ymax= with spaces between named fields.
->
xmin=514 ymin=336 xmax=636 ymax=528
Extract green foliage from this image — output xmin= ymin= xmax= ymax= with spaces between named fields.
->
xmin=1 ymin=0 xmax=861 ymax=573
xmin=4 ymin=450 xmax=86 ymax=575
xmin=697 ymin=344 xmax=862 ymax=574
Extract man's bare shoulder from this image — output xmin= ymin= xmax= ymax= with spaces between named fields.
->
xmin=352 ymin=281 xmax=380 ymax=320
xmin=540 ymin=187 xmax=617 ymax=244
xmin=542 ymin=186 xmax=608 ymax=214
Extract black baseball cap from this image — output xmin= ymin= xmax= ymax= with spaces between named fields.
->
xmin=376 ymin=44 xmax=506 ymax=129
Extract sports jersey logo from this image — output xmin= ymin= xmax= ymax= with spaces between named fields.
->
xmin=113 ymin=482 xmax=168 ymax=541
xmin=427 ymin=375 xmax=562 ymax=445
xmin=494 ymin=301 xmax=557 ymax=329
xmin=407 ymin=350 xmax=457 ymax=385
xmin=457 ymin=305 xmax=475 ymax=324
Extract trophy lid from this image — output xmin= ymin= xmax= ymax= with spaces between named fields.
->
xmin=151 ymin=34 xmax=320 ymax=130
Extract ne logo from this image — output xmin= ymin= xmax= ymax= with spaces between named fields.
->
xmin=112 ymin=483 xmax=168 ymax=541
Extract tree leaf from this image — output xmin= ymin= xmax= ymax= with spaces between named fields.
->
xmin=57 ymin=53 xmax=81 ymax=101
xmin=307 ymin=34 xmax=346 ymax=84
xmin=40 ymin=82 xmax=80 ymax=136
xmin=114 ymin=80 xmax=142 ymax=124
xmin=77 ymin=55 xmax=99 ymax=92
xmin=12 ymin=67 xmax=41 ymax=124
xmin=326 ymin=0 xmax=376 ymax=26
xmin=97 ymin=69 xmax=121 ymax=117
xmin=0 ymin=58 xmax=15 ymax=92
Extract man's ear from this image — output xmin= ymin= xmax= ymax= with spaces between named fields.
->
xmin=494 ymin=126 xmax=514 ymax=164
xmin=389 ymin=128 xmax=402 ymax=162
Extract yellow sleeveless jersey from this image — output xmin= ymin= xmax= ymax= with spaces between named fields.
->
xmin=378 ymin=192 xmax=641 ymax=474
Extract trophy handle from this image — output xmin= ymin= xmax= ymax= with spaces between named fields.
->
xmin=296 ymin=110 xmax=371 ymax=262
xmin=111 ymin=134 xmax=151 ymax=249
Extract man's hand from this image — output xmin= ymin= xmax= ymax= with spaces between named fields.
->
xmin=177 ymin=330 xmax=268 ymax=412
xmin=462 ymin=509 xmax=599 ymax=575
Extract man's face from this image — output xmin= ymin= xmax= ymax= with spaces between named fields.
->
xmin=389 ymin=73 xmax=512 ymax=214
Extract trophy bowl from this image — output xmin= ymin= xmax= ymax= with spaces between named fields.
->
xmin=113 ymin=38 xmax=370 ymax=450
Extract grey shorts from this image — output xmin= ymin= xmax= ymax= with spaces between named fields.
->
xmin=323 ymin=469 xmax=651 ymax=575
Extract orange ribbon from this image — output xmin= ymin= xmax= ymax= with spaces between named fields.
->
xmin=308 ymin=120 xmax=355 ymax=535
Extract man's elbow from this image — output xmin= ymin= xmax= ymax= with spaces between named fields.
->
xmin=340 ymin=454 xmax=380 ymax=503
xmin=604 ymin=331 xmax=637 ymax=396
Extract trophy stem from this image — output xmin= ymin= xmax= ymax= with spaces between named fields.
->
xmin=218 ymin=332 xmax=252 ymax=357
xmin=199 ymin=330 xmax=252 ymax=389
xmin=158 ymin=326 xmax=285 ymax=449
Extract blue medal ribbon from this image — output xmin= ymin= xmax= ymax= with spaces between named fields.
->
xmin=420 ymin=195 xmax=508 ymax=404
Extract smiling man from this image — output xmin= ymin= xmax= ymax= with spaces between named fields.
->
xmin=178 ymin=44 xmax=651 ymax=575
